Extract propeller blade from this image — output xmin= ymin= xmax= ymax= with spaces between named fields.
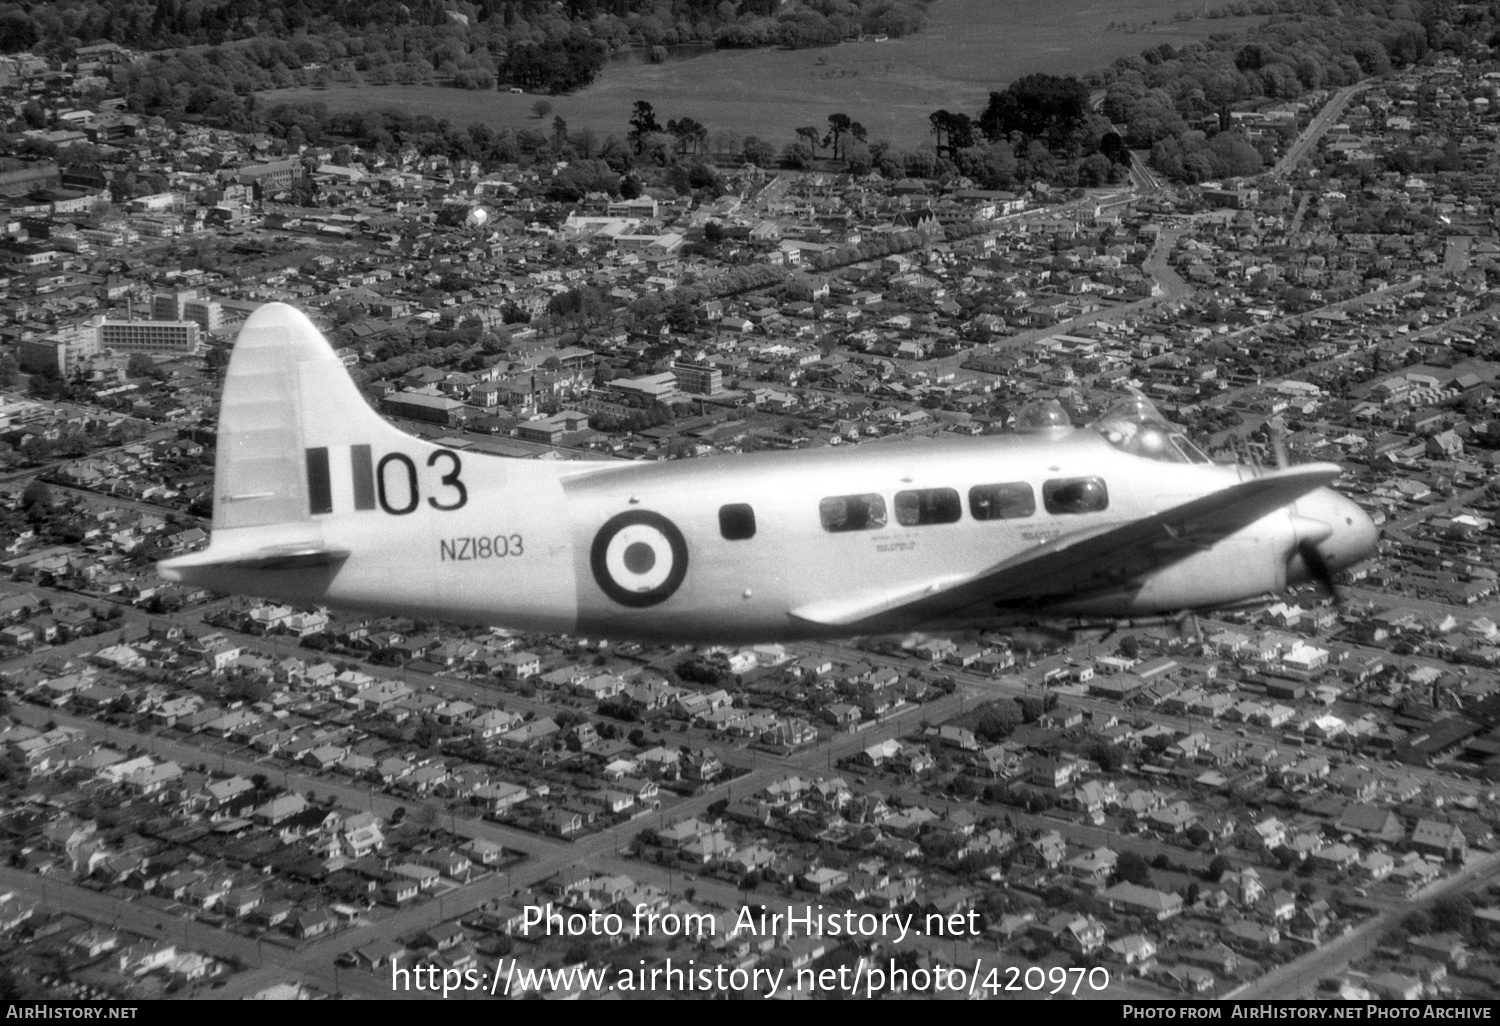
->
xmin=1271 ymin=431 xmax=1290 ymax=470
xmin=1297 ymin=538 xmax=1340 ymax=604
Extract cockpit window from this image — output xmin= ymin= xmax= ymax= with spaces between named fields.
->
xmin=895 ymin=488 xmax=962 ymax=527
xmin=1090 ymin=395 xmax=1209 ymax=464
xmin=969 ymin=482 xmax=1035 ymax=520
xmin=1014 ymin=399 xmax=1073 ymax=433
xmin=820 ymin=493 xmax=887 ymax=532
xmin=1044 ymin=477 xmax=1109 ymax=514
xmin=1170 ymin=433 xmax=1213 ymax=464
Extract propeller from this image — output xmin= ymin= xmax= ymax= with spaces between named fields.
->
xmin=1296 ymin=537 xmax=1342 ymax=606
xmin=1270 ymin=429 xmax=1290 ymax=471
xmin=1175 ymin=610 xmax=1202 ymax=644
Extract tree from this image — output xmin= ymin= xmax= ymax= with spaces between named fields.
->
xmin=1403 ymin=909 xmax=1433 ymax=935
xmin=779 ymin=141 xmax=813 ymax=169
xmin=979 ymin=74 xmax=1090 ymax=148
xmin=629 ymin=100 xmax=660 ymax=152
xmin=1431 ymin=894 xmax=1473 ymax=933
xmin=973 ymin=700 xmax=1021 ymax=741
xmin=929 ymin=110 xmax=975 ymax=157
xmin=1086 ymin=741 xmax=1124 ymax=773
xmin=1115 ymin=850 xmax=1152 ymax=887
xmin=1078 ymin=152 xmax=1115 ymax=187
xmin=667 ymin=116 xmax=707 ymax=157
xmin=794 ymin=126 xmax=823 ymax=157
xmin=742 ymin=136 xmax=776 ymax=167
xmin=845 ymin=140 xmax=872 ymax=175
xmin=827 ymin=112 xmax=852 ymax=160
xmin=21 ymin=479 xmax=52 ymax=513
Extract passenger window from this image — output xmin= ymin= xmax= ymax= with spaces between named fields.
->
xmin=969 ymin=482 xmax=1035 ymax=521
xmin=895 ymin=488 xmax=961 ymax=527
xmin=819 ymin=493 xmax=887 ymax=532
xmin=1044 ymin=477 xmax=1108 ymax=514
xmin=719 ymin=503 xmax=756 ymax=540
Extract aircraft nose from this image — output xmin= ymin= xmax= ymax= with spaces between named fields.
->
xmin=1304 ymin=488 xmax=1380 ymax=572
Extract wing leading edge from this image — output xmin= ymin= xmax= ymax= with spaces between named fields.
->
xmin=788 ymin=463 xmax=1341 ymax=630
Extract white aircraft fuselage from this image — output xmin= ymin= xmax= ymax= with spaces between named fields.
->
xmin=159 ymin=304 xmax=1379 ymax=643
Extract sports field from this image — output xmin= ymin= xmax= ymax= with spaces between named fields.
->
xmin=260 ymin=0 xmax=1264 ymax=149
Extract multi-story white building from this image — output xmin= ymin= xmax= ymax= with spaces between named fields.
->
xmin=97 ymin=319 xmax=199 ymax=354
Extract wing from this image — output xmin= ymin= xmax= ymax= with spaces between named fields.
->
xmin=788 ymin=463 xmax=1340 ymax=630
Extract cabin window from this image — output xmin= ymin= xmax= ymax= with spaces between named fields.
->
xmin=1043 ymin=477 xmax=1109 ymax=515
xmin=895 ymin=488 xmax=962 ymax=527
xmin=968 ymin=482 xmax=1036 ymax=521
xmin=819 ymin=493 xmax=887 ymax=533
xmin=719 ymin=503 xmax=757 ymax=541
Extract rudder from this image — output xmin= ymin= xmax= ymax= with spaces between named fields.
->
xmin=161 ymin=302 xmax=413 ymax=580
xmin=210 ymin=302 xmax=404 ymax=531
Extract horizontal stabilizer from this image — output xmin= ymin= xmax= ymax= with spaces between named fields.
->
xmin=160 ymin=545 xmax=350 ymax=574
xmin=159 ymin=522 xmax=350 ymax=583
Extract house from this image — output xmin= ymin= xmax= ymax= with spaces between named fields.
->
xmin=1367 ymin=972 xmax=1423 ymax=1000
xmin=1410 ymin=819 xmax=1466 ymax=862
xmin=1335 ymin=805 xmax=1405 ymax=844
xmin=1106 ymin=934 xmax=1157 ymax=971
xmin=1065 ymin=848 xmax=1118 ymax=884
xmin=1030 ymin=912 xmax=1105 ymax=954
xmin=1224 ymin=919 xmax=1279 ymax=952
xmin=1019 ymin=831 xmax=1067 ymax=871
xmin=294 ymin=907 xmax=339 ymax=939
xmin=1098 ymin=883 xmax=1183 ymax=920
xmin=1408 ymin=933 xmax=1469 ymax=970
xmin=380 ymin=878 xmax=420 ymax=905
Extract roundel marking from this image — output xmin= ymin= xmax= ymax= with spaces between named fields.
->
xmin=590 ymin=510 xmax=689 ymax=607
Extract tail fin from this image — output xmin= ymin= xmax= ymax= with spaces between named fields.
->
xmin=161 ymin=303 xmax=412 ymax=578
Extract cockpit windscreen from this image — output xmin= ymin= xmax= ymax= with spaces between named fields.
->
xmin=1089 ymin=396 xmax=1212 ymax=465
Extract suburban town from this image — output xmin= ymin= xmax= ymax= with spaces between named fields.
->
xmin=4 ymin=36 xmax=1500 ymax=1004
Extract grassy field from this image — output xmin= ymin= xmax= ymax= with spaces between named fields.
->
xmin=260 ymin=0 xmax=1265 ymax=149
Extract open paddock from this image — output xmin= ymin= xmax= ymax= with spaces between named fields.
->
xmin=258 ymin=0 xmax=1266 ymax=149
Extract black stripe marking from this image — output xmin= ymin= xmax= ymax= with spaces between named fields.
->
xmin=351 ymin=444 xmax=375 ymax=511
xmin=306 ymin=447 xmax=333 ymax=515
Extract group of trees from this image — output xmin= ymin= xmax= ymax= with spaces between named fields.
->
xmin=1093 ymin=0 xmax=1491 ymax=183
xmin=914 ymin=74 xmax=1131 ymax=191
xmin=10 ymin=0 xmax=937 ymax=122
xmin=504 ymin=32 xmax=608 ymax=93
xmin=35 ymin=0 xmax=1495 ymax=201
xmin=712 ymin=0 xmax=927 ymax=50
xmin=349 ymin=341 xmax=472 ymax=387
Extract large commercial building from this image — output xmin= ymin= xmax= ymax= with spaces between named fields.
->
xmin=152 ymin=289 xmax=223 ymax=331
xmin=671 ymin=361 xmax=724 ymax=396
xmin=16 ymin=334 xmax=98 ymax=376
xmin=381 ymin=390 xmax=466 ymax=426
xmin=610 ymin=372 xmax=678 ymax=404
xmin=235 ymin=159 xmax=302 ymax=194
xmin=97 ymin=319 xmax=199 ymax=354
xmin=0 ymin=163 xmax=60 ymax=198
